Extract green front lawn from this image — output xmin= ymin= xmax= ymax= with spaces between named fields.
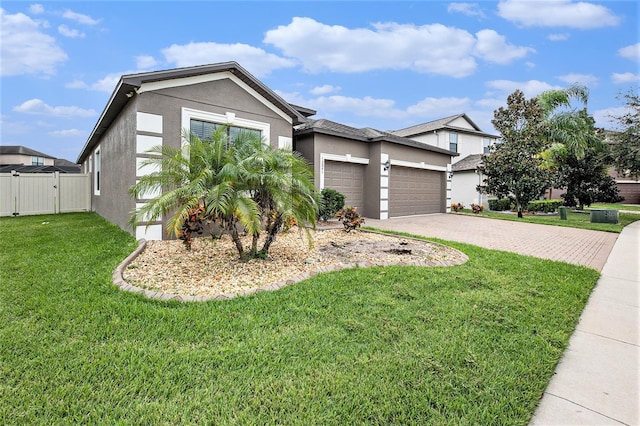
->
xmin=1 ymin=213 xmax=600 ymax=425
xmin=590 ymin=203 xmax=640 ymax=212
xmin=457 ymin=209 xmax=640 ymax=232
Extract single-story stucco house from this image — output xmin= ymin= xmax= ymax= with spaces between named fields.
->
xmin=77 ymin=62 xmax=461 ymax=240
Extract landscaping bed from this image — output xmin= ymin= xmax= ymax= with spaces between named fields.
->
xmin=123 ymin=228 xmax=468 ymax=297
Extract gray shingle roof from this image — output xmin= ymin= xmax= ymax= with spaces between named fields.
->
xmin=391 ymin=113 xmax=498 ymax=139
xmin=295 ymin=119 xmax=457 ymax=156
xmin=0 ymin=145 xmax=55 ymax=159
xmin=452 ymin=154 xmax=485 ymax=172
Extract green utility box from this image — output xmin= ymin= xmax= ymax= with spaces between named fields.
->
xmin=590 ymin=209 xmax=619 ymax=224
xmin=558 ymin=206 xmax=567 ymax=220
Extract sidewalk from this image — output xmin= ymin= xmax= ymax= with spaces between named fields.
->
xmin=530 ymin=220 xmax=640 ymax=425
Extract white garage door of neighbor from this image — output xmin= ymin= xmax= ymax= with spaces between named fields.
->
xmin=389 ymin=167 xmax=444 ymax=217
xmin=324 ymin=161 xmax=365 ymax=210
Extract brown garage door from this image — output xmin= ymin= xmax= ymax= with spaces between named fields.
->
xmin=389 ymin=167 xmax=444 ymax=217
xmin=324 ymin=161 xmax=365 ymax=210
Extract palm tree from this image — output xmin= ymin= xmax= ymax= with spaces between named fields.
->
xmin=129 ymin=127 xmax=319 ymax=261
xmin=538 ymin=84 xmax=603 ymax=159
xmin=233 ymin=131 xmax=319 ymax=258
xmin=128 ymin=128 xmax=260 ymax=259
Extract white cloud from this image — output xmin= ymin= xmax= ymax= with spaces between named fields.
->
xmin=0 ymin=8 xmax=67 ymax=76
xmin=66 ymin=72 xmax=125 ymax=93
xmin=50 ymin=128 xmax=83 ymax=137
xmin=161 ymin=42 xmax=295 ymax=78
xmin=618 ymin=43 xmax=640 ymax=61
xmin=405 ymin=97 xmax=472 ymax=117
xmin=29 ymin=4 xmax=44 ymax=14
xmin=448 ymin=3 xmax=486 ymax=18
xmin=310 ymin=85 xmax=341 ymax=95
xmin=136 ymin=55 xmax=158 ymax=70
xmin=486 ymin=79 xmax=561 ymax=98
xmin=62 ymin=9 xmax=100 ymax=25
xmin=474 ymin=29 xmax=535 ymax=64
xmin=58 ymin=24 xmax=84 ymax=38
xmin=611 ymin=72 xmax=640 ymax=84
xmin=548 ymin=33 xmax=569 ymax=41
xmin=593 ymin=106 xmax=627 ymax=130
xmin=264 ymin=17 xmax=531 ymax=77
xmin=557 ymin=73 xmax=598 ymax=86
xmin=13 ymin=99 xmax=96 ymax=117
xmin=497 ymin=0 xmax=619 ymax=28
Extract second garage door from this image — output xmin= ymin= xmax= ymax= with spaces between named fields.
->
xmin=389 ymin=167 xmax=444 ymax=217
xmin=324 ymin=161 xmax=365 ymax=210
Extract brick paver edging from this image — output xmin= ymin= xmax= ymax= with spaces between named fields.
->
xmin=112 ymin=231 xmax=469 ymax=302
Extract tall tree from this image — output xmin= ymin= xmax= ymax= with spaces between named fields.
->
xmin=610 ymin=88 xmax=640 ymax=179
xmin=538 ymin=84 xmax=603 ymax=160
xmin=479 ymin=90 xmax=550 ymax=218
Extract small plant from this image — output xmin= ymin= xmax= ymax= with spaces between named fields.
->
xmin=451 ymin=202 xmax=464 ymax=212
xmin=470 ymin=203 xmax=484 ymax=214
xmin=319 ymin=188 xmax=346 ymax=222
xmin=177 ymin=205 xmax=205 ymax=250
xmin=335 ymin=206 xmax=365 ymax=232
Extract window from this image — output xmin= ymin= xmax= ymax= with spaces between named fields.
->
xmin=449 ymin=133 xmax=458 ymax=152
xmin=31 ymin=156 xmax=44 ymax=166
xmin=190 ymin=119 xmax=261 ymax=147
xmin=94 ymin=148 xmax=101 ymax=195
xmin=483 ymin=138 xmax=491 ymax=154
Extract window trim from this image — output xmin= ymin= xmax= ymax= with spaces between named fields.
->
xmin=181 ymin=107 xmax=270 ymax=148
xmin=449 ymin=132 xmax=458 ymax=153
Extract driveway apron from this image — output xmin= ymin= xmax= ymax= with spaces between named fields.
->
xmin=365 ymin=213 xmax=617 ymax=271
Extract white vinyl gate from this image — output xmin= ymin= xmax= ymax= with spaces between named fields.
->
xmin=0 ymin=172 xmax=90 ymax=217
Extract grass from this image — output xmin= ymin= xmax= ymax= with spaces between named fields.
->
xmin=456 ymin=209 xmax=640 ymax=232
xmin=1 ymin=213 xmax=601 ymax=425
xmin=590 ymin=202 xmax=640 ymax=212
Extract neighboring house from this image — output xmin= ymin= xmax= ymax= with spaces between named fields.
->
xmin=0 ymin=145 xmax=81 ymax=173
xmin=391 ymin=114 xmax=499 ymax=208
xmin=294 ymin=119 xmax=455 ymax=219
xmin=391 ymin=114 xmax=498 ymax=164
xmin=77 ymin=62 xmax=458 ymax=240
xmin=450 ymin=154 xmax=488 ymax=208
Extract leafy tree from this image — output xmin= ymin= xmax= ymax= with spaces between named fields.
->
xmin=610 ymin=88 xmax=640 ymax=179
xmin=479 ymin=90 xmax=550 ymax=218
xmin=558 ymin=148 xmax=623 ymax=210
xmin=129 ymin=128 xmax=319 ymax=261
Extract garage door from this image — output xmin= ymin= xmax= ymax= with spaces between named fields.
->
xmin=324 ymin=161 xmax=365 ymax=210
xmin=389 ymin=167 xmax=444 ymax=217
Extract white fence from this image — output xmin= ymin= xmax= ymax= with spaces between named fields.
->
xmin=0 ymin=172 xmax=91 ymax=217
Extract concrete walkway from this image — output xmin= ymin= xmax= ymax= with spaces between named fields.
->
xmin=365 ymin=214 xmax=639 ymax=425
xmin=530 ymin=220 xmax=639 ymax=426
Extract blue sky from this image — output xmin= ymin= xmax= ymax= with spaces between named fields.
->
xmin=1 ymin=1 xmax=638 ymax=162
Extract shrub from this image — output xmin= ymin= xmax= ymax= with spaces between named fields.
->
xmin=488 ymin=198 xmax=513 ymax=211
xmin=319 ymin=188 xmax=346 ymax=222
xmin=451 ymin=202 xmax=464 ymax=212
xmin=177 ymin=205 xmax=205 ymax=250
xmin=527 ymin=200 xmax=564 ymax=213
xmin=470 ymin=203 xmax=484 ymax=214
xmin=335 ymin=206 xmax=365 ymax=232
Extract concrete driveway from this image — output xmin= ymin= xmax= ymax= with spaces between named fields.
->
xmin=365 ymin=214 xmax=618 ymax=270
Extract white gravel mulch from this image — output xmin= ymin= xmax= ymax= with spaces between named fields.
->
xmin=121 ymin=227 xmax=468 ymax=300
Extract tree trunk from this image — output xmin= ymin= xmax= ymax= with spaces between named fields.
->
xmin=229 ymin=222 xmax=247 ymax=261
xmin=260 ymin=215 xmax=283 ymax=257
